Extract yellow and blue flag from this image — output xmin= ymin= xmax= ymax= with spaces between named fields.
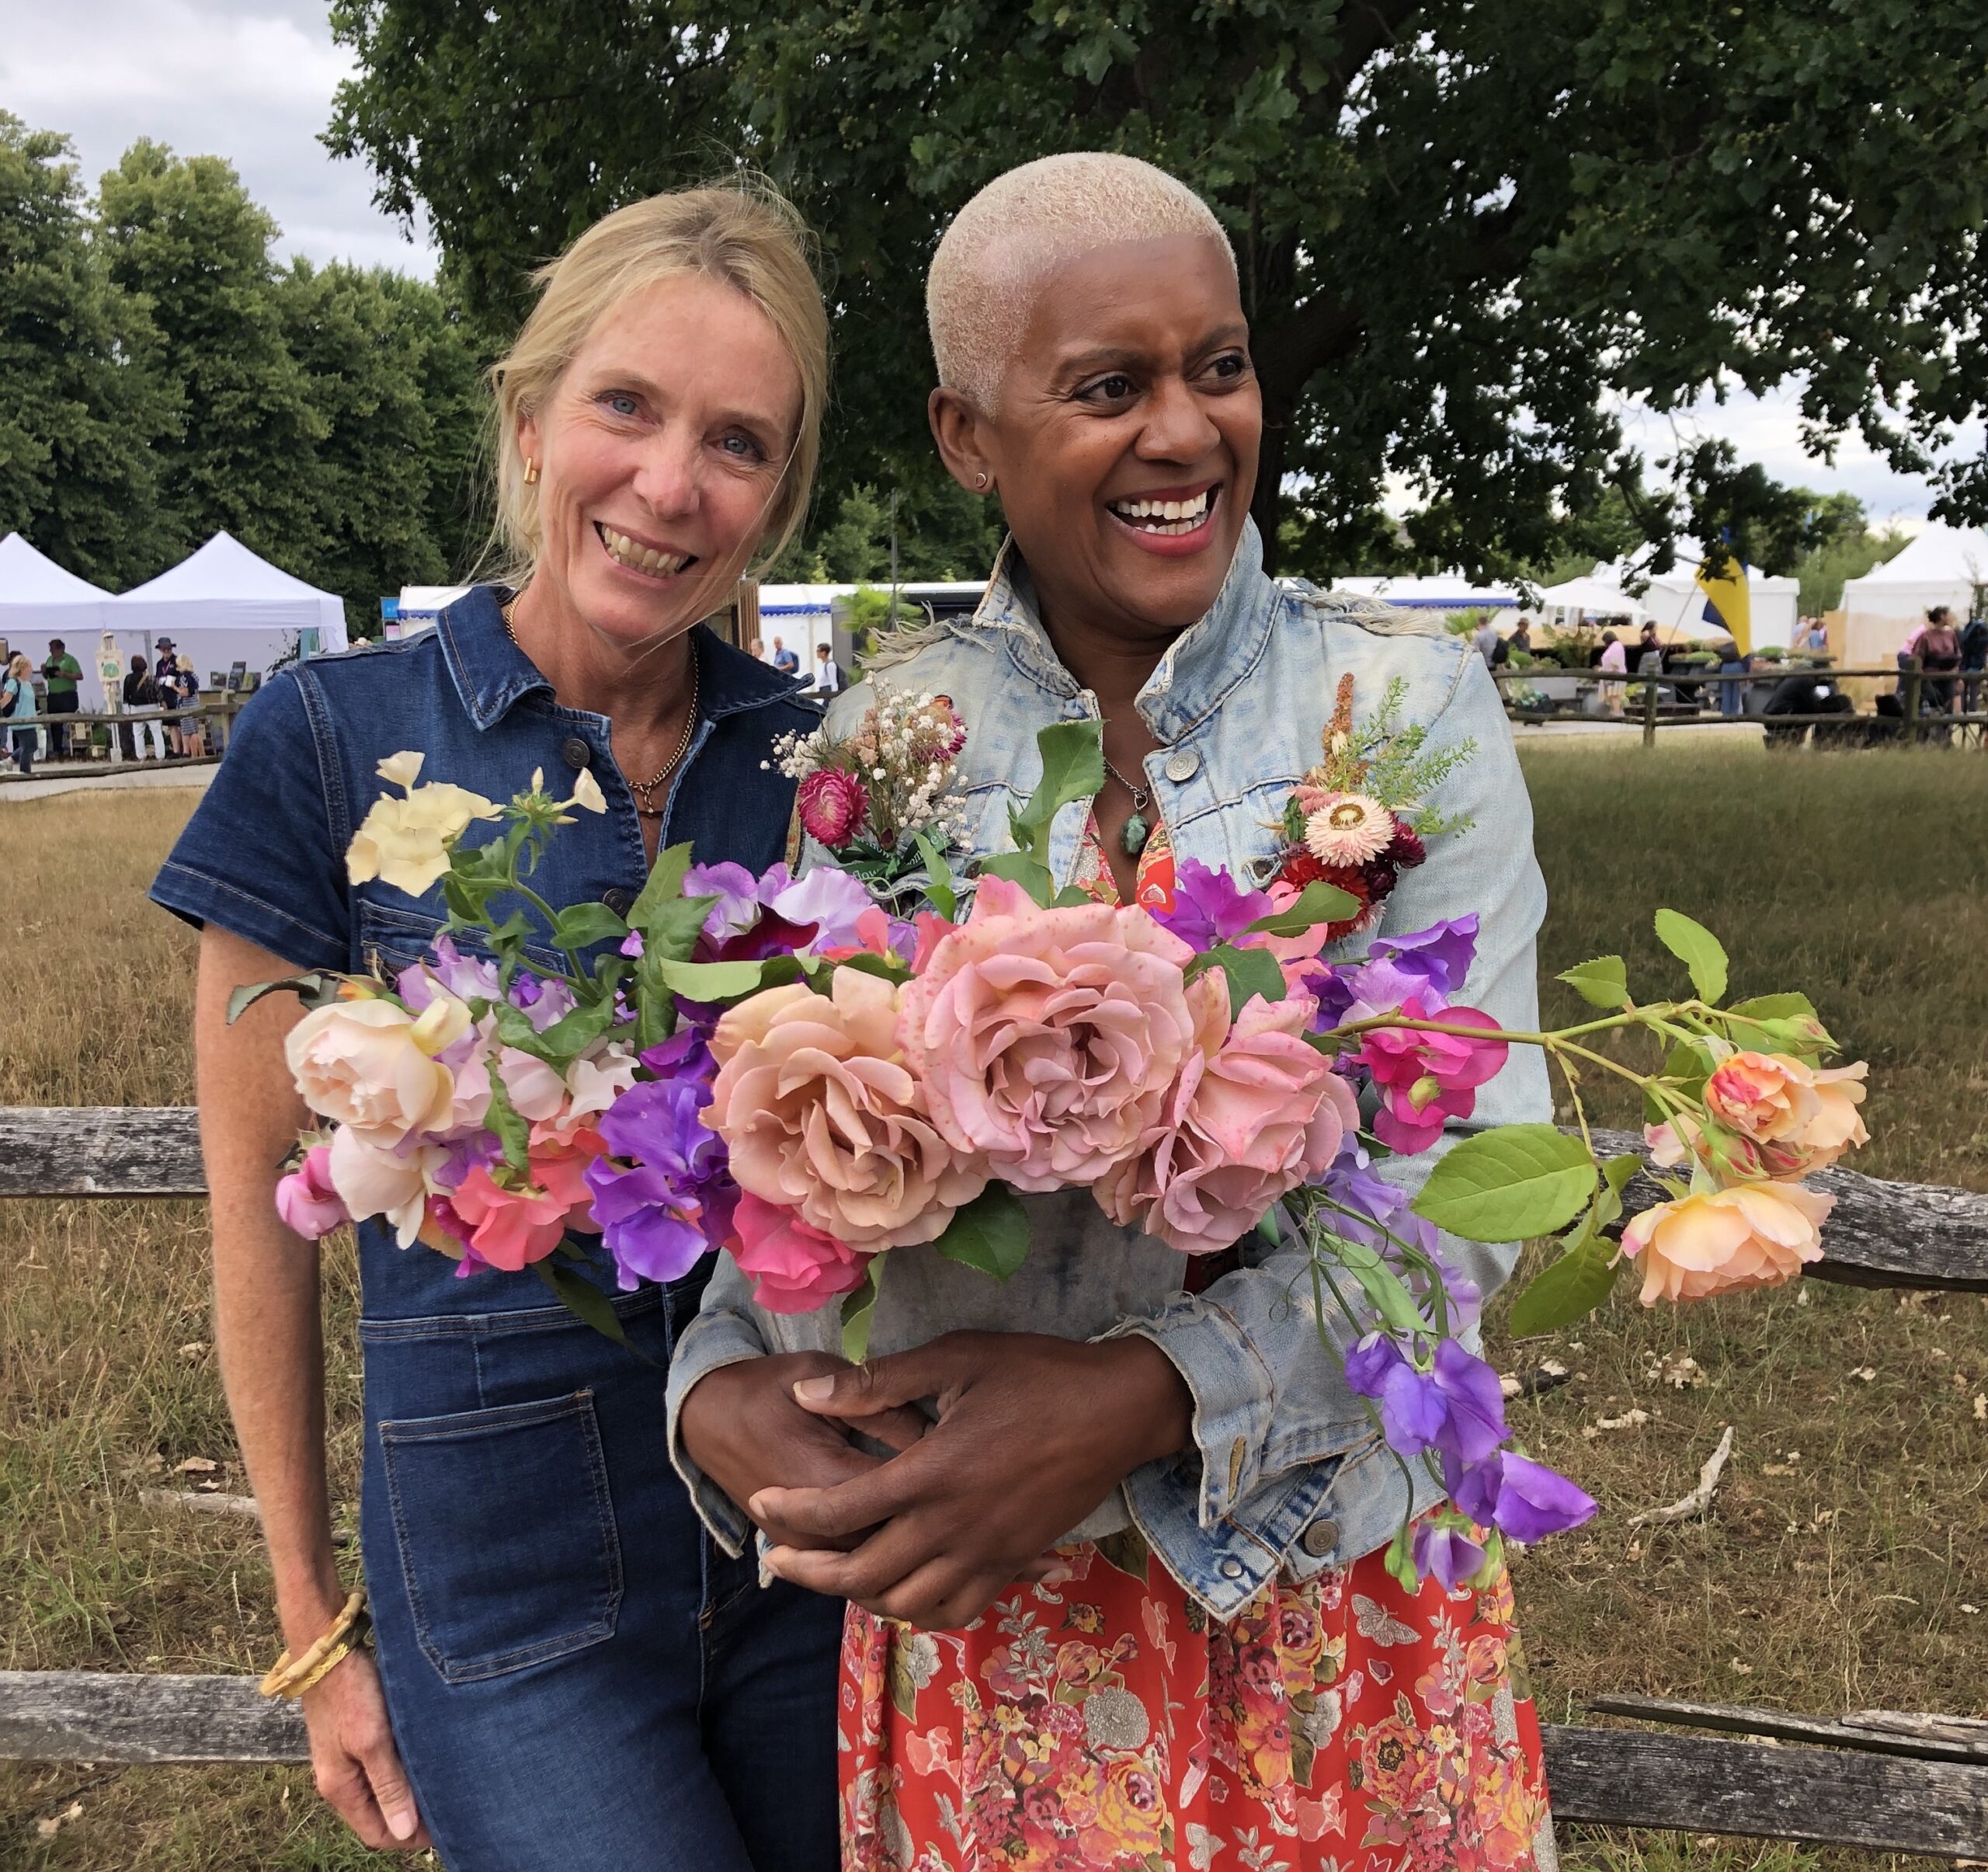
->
xmin=1694 ymin=549 xmax=1750 ymax=654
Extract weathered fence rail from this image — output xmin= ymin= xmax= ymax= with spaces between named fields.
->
xmin=4 ymin=1104 xmax=1986 ymax=1854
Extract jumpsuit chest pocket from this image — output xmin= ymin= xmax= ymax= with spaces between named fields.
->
xmin=377 ymin=1389 xmax=623 ymax=1685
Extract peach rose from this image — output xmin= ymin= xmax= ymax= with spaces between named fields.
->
xmin=709 ymin=969 xmax=985 ymax=1250
xmin=1660 ymin=1052 xmax=1868 ymax=1178
xmin=285 ymin=1000 xmax=456 ymax=1148
xmin=326 ymin=1125 xmax=445 ymax=1247
xmin=1097 ymin=990 xmax=1359 ymax=1255
xmin=898 ymin=875 xmax=1205 ymax=1192
xmin=1620 ymin=1181 xmax=1833 ymax=1304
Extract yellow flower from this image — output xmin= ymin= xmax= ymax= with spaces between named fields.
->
xmin=346 ymin=753 xmax=499 ymax=897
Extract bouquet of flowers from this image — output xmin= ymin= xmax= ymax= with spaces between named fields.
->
xmin=252 ymin=699 xmax=1869 ymax=1587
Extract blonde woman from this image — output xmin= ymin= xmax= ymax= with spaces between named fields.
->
xmin=152 ymin=185 xmax=845 ymax=1870
xmin=3 ymin=652 xmax=36 ymax=773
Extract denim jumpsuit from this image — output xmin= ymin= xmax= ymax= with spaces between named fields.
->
xmin=152 ymin=588 xmax=842 ymax=1872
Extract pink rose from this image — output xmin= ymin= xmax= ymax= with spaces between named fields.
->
xmin=446 ymin=1140 xmax=599 ymax=1271
xmin=709 ymin=970 xmax=985 ymax=1249
xmin=1701 ymin=1050 xmax=1868 ymax=1174
xmin=728 ymin=1192 xmax=874 ymax=1313
xmin=1097 ymin=991 xmax=1361 ymax=1254
xmin=797 ymin=767 xmax=870 ymax=846
xmin=898 ymin=875 xmax=1205 ymax=1191
xmin=275 ymin=1143 xmax=349 ymax=1240
xmin=1620 ymin=1181 xmax=1833 ymax=1304
xmin=1356 ymin=997 xmax=1508 ymax=1154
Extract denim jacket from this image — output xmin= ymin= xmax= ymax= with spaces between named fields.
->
xmin=151 ymin=584 xmax=817 ymax=1322
xmin=665 ymin=522 xmax=1550 ymax=1617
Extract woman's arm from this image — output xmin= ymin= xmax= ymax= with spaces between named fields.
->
xmin=196 ymin=926 xmax=426 ymax=1851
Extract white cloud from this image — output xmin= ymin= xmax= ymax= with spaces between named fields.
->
xmin=0 ymin=0 xmax=435 ymax=273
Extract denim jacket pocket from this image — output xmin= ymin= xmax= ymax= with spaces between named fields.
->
xmin=378 ymin=1389 xmax=623 ymax=1684
xmin=356 ymin=898 xmax=565 ymax=979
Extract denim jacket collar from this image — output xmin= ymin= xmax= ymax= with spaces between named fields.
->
xmin=436 ymin=584 xmax=801 ymax=730
xmin=959 ymin=520 xmax=1277 ymax=745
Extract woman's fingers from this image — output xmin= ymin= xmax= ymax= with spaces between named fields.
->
xmin=789 ymin=1334 xmax=986 ymax=1418
xmin=750 ymin=1444 xmax=944 ymax=1544
xmin=825 ymin=1403 xmax=931 ymax=1453
xmin=357 ymin=1731 xmax=429 ymax=1848
xmin=304 ymin=1655 xmax=429 ymax=1852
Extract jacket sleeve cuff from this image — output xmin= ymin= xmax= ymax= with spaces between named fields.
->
xmin=663 ymin=1305 xmax=769 ymax=1555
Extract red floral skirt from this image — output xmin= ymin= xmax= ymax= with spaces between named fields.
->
xmin=839 ymin=1526 xmax=1552 ymax=1871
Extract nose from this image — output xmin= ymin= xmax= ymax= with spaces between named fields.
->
xmin=1135 ymin=371 xmax=1222 ymax=464
xmin=628 ymin=421 xmax=705 ymax=520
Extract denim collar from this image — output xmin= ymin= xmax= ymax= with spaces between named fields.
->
xmin=437 ymin=583 xmax=802 ymax=729
xmin=957 ymin=520 xmax=1277 ymax=743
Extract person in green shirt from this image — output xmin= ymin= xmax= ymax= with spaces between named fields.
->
xmin=40 ymin=638 xmax=81 ymax=760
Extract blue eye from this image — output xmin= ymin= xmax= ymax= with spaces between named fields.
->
xmin=720 ymin=433 xmax=766 ymax=461
xmin=603 ymin=392 xmax=639 ymax=416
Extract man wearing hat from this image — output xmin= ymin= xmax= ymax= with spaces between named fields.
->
xmin=154 ymin=638 xmax=184 ymax=757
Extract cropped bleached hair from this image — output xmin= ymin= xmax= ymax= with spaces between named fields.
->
xmin=926 ymin=152 xmax=1234 ymax=412
xmin=487 ymin=179 xmax=829 ymax=584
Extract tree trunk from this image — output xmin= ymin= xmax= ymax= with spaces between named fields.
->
xmin=1250 ymin=401 xmax=1290 ymax=579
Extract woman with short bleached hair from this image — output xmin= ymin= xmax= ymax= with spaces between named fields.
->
xmin=155 ymin=183 xmax=849 ymax=1870
xmin=675 ymin=153 xmax=1560 ymax=1871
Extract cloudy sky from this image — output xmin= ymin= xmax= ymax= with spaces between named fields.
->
xmin=5 ymin=0 xmax=1976 ymax=527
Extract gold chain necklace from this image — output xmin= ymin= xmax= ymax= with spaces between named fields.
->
xmin=502 ymin=597 xmax=701 ymax=819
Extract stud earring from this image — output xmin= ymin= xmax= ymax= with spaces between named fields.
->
xmin=523 ymin=457 xmax=539 ymax=485
xmin=975 ymin=472 xmax=989 ymax=489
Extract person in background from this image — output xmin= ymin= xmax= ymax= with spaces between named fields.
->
xmin=1472 ymin=612 xmax=1500 ymax=665
xmin=3 ymin=652 xmax=36 ymax=774
xmin=1636 ymin=619 xmax=1663 ymax=671
xmin=1917 ymin=604 xmax=1962 ymax=715
xmin=1959 ymin=609 xmax=1987 ymax=715
xmin=1506 ymin=618 xmax=1533 ymax=663
xmin=1799 ymin=616 xmax=1830 ymax=655
xmin=769 ymin=633 xmax=799 ymax=674
xmin=123 ymin=655 xmax=168 ymax=760
xmin=40 ymin=638 xmax=81 ymax=759
xmin=152 ymin=638 xmax=184 ymax=755
xmin=747 ymin=636 xmax=765 ymax=662
xmin=807 ymin=640 xmax=841 ymax=695
xmin=1598 ymin=627 xmax=1628 ymax=715
xmin=176 ymin=664 xmax=208 ymax=757
xmin=1718 ymin=639 xmax=1748 ymax=718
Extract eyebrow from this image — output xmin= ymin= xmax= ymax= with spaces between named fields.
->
xmin=581 ymin=365 xmax=790 ymax=437
xmin=1049 ymin=321 xmax=1252 ymax=380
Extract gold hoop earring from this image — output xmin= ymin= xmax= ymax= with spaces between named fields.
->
xmin=523 ymin=457 xmax=539 ymax=485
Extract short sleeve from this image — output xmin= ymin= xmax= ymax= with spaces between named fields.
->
xmin=148 ymin=672 xmax=349 ymax=971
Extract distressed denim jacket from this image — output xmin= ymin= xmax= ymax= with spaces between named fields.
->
xmin=666 ymin=521 xmax=1551 ymax=1617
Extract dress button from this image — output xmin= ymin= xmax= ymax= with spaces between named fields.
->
xmin=602 ymin=887 xmax=634 ymax=917
xmin=1163 ymin=747 xmax=1200 ymax=783
xmin=561 ymin=736 xmax=593 ymax=770
xmin=1218 ymin=1556 xmax=1245 ymax=1581
xmin=1300 ymin=1518 xmax=1341 ymax=1560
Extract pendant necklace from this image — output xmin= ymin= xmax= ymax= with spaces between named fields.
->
xmin=1101 ymin=750 xmax=1152 ymax=857
xmin=502 ymin=597 xmax=701 ymax=818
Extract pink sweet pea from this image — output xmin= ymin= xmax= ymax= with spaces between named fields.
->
xmin=1356 ymin=995 xmax=1508 ymax=1153
xmin=444 ymin=1140 xmax=600 ymax=1271
xmin=728 ymin=1192 xmax=874 ymax=1313
xmin=275 ymin=1143 xmax=349 ymax=1240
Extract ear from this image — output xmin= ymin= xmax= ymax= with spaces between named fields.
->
xmin=929 ymin=387 xmax=997 ymax=496
xmin=515 ymin=412 xmax=541 ymax=477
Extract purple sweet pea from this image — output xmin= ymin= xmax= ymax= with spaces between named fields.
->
xmin=582 ymin=1158 xmax=718 ymax=1286
xmin=1152 ymin=858 xmax=1276 ymax=953
xmin=399 ymin=934 xmax=500 ymax=1007
xmin=1345 ymin=1333 xmax=1448 ymax=1456
xmin=683 ymin=861 xmax=763 ymax=938
xmin=1491 ymin=1453 xmax=1597 ymax=1543
xmin=509 ymin=973 xmax=578 ymax=1031
xmin=1315 ymin=1139 xmax=1440 ymax=1259
xmin=766 ymin=865 xmax=872 ymax=952
xmin=1412 ymin=1518 xmax=1487 ymax=1591
xmin=586 ymin=1067 xmax=737 ymax=1291
xmin=1441 ymin=1447 xmax=1504 ymax=1524
xmin=1430 ymin=1338 xmax=1508 ymax=1464
xmin=1369 ymin=917 xmax=1479 ymax=1000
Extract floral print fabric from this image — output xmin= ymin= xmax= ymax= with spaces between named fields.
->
xmin=839 ymin=1532 xmax=1551 ymax=1872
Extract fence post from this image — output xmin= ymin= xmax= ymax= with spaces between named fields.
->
xmin=1642 ymin=674 xmax=1658 ymax=749
xmin=1902 ymin=656 xmax=1923 ymax=745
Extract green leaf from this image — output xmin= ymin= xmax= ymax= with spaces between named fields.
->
xmin=1507 ymin=1232 xmax=1622 ymax=1336
xmin=1729 ymin=991 xmax=1817 ymax=1024
xmin=483 ymin=1064 xmax=530 ymax=1171
xmin=1186 ymin=943 xmax=1287 ymax=1016
xmin=226 ymin=974 xmax=333 ymax=1022
xmin=839 ymin=1258 xmax=882 ymax=1363
xmin=931 ymin=1182 xmax=1029 ymax=1280
xmin=1242 ymin=879 xmax=1362 ymax=938
xmin=1557 ymin=955 xmax=1630 ymax=1009
xmin=637 ymin=894 xmax=719 ymax=965
xmin=1012 ymin=720 xmax=1106 ymax=848
xmin=1653 ymin=908 xmax=1729 ymax=1005
xmin=1409 ymin=1124 xmax=1598 ymax=1242
xmin=549 ymin=902 xmax=630 ymax=952
xmin=648 ymin=956 xmax=794 ymax=1000
xmin=531 ymin=1258 xmax=652 ymax=1361
xmin=1593 ymin=1152 xmax=1643 ymax=1229
xmin=533 ymin=993 xmax=624 ymax=1066
xmin=1333 ymin=1238 xmax=1430 ymax=1340
xmin=978 ymin=849 xmax=1055 ymax=906
xmin=627 ymin=841 xmax=694 ymax=933
xmin=913 ymin=830 xmax=958 ymax=921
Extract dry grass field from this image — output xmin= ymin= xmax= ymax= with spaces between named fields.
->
xmin=3 ymin=745 xmax=1986 ymax=1870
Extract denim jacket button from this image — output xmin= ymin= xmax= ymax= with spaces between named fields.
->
xmin=1300 ymin=1518 xmax=1341 ymax=1559
xmin=561 ymin=736 xmax=593 ymax=770
xmin=1218 ymin=1556 xmax=1245 ymax=1581
xmin=1163 ymin=747 xmax=1199 ymax=783
xmin=602 ymin=887 xmax=634 ymax=917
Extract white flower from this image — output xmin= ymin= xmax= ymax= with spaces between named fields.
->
xmin=1304 ymin=792 xmax=1395 ymax=865
xmin=567 ymin=770 xmax=606 ymax=814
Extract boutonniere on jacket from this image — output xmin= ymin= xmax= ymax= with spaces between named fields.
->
xmin=1270 ymin=674 xmax=1477 ymax=941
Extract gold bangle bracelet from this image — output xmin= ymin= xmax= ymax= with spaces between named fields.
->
xmin=259 ymin=1590 xmax=369 ymax=1700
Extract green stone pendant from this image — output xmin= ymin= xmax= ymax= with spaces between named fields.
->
xmin=1121 ymin=812 xmax=1151 ymax=857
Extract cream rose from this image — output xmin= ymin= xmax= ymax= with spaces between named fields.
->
xmin=709 ymin=969 xmax=986 ymax=1251
xmin=285 ymin=1000 xmax=456 ymax=1147
xmin=326 ymin=1125 xmax=444 ymax=1247
xmin=898 ymin=875 xmax=1204 ymax=1192
xmin=1621 ymin=1181 xmax=1833 ymax=1304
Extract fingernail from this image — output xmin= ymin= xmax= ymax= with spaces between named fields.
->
xmin=793 ymin=1376 xmax=836 ymax=1402
xmin=388 ymin=1808 xmax=417 ymax=1842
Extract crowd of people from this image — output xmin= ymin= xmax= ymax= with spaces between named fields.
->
xmin=0 ymin=634 xmax=207 ymax=774
xmin=747 ymin=630 xmax=843 ymax=697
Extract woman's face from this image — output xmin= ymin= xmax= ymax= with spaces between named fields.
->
xmin=519 ymin=273 xmax=803 ymax=649
xmin=933 ymin=233 xmax=1260 ymax=643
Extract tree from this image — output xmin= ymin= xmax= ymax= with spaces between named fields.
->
xmin=0 ymin=115 xmax=172 ymax=586
xmin=330 ymin=0 xmax=1988 ymax=579
xmin=96 ymin=141 xmax=329 ymax=578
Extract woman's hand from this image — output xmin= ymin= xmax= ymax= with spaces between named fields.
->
xmin=301 ymin=1650 xmax=429 ymax=1852
xmin=676 ymin=1352 xmax=930 ymax=1550
xmin=752 ymin=1332 xmax=1192 ymax=1629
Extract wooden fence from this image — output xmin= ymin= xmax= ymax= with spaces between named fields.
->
xmin=3 ymin=1106 xmax=1986 ymax=1855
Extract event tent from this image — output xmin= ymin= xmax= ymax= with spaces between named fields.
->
xmin=1840 ymin=523 xmax=1988 ymax=664
xmin=1543 ymin=554 xmax=1799 ymax=649
xmin=0 ymin=534 xmax=121 ymax=707
xmin=111 ymin=532 xmax=349 ymax=698
xmin=1533 ymin=572 xmax=1648 ymax=625
xmin=1323 ymin=573 xmax=1520 ymax=611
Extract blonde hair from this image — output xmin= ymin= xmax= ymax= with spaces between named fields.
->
xmin=928 ymin=153 xmax=1233 ymax=412
xmin=6 ymin=652 xmax=30 ymax=679
xmin=487 ymin=180 xmax=829 ymax=586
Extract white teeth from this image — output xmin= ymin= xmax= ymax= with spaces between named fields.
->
xmin=600 ymin=525 xmax=686 ymax=575
xmin=1111 ymin=491 xmax=1211 ymax=529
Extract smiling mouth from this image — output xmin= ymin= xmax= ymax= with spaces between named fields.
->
xmin=596 ymin=521 xmax=697 ymax=577
xmin=1107 ymin=486 xmax=1218 ymax=536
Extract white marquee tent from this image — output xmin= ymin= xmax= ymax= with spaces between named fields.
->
xmin=1324 ymin=572 xmax=1521 ymax=611
xmin=112 ymin=532 xmax=349 ymax=698
xmin=1840 ymin=523 xmax=1988 ymax=664
xmin=0 ymin=533 xmax=120 ymax=707
xmin=1538 ymin=554 xmax=1799 ymax=649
